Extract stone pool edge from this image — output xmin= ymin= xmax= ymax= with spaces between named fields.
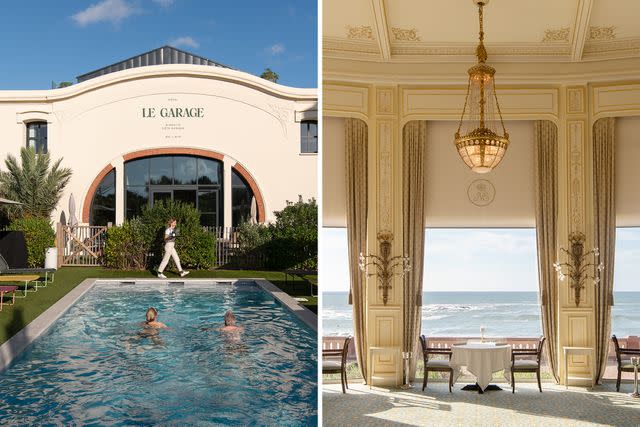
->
xmin=0 ymin=278 xmax=317 ymax=371
xmin=0 ymin=278 xmax=97 ymax=372
xmin=254 ymin=279 xmax=317 ymax=333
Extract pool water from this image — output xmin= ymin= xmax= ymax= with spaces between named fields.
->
xmin=0 ymin=282 xmax=317 ymax=426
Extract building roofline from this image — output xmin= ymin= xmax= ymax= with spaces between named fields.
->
xmin=76 ymin=45 xmax=235 ymax=82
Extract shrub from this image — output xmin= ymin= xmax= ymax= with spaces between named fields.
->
xmin=234 ymin=197 xmax=318 ymax=270
xmin=266 ymin=197 xmax=318 ymax=270
xmin=7 ymin=217 xmax=55 ymax=267
xmin=140 ymin=200 xmax=215 ymax=269
xmin=234 ymin=222 xmax=271 ymax=268
xmin=104 ymin=218 xmax=147 ymax=270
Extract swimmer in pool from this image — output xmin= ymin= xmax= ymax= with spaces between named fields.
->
xmin=141 ymin=307 xmax=169 ymax=330
xmin=220 ymin=310 xmax=244 ymax=333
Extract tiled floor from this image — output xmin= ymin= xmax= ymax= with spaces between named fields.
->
xmin=323 ymin=381 xmax=640 ymax=426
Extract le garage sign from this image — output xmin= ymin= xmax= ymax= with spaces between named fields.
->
xmin=142 ymin=107 xmax=204 ymax=118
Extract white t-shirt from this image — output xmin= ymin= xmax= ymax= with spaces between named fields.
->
xmin=165 ymin=227 xmax=176 ymax=242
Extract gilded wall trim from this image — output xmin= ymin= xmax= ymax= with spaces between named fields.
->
xmin=568 ymin=120 xmax=585 ymax=232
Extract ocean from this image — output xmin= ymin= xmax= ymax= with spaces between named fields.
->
xmin=322 ymin=291 xmax=640 ymax=338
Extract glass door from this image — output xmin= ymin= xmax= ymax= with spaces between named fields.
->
xmin=151 ymin=190 xmax=172 ymax=206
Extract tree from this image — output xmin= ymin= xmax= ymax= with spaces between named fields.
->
xmin=51 ymin=81 xmax=73 ymax=89
xmin=260 ymin=68 xmax=279 ymax=83
xmin=0 ymin=147 xmax=72 ymax=220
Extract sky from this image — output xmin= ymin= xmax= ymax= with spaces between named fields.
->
xmin=0 ymin=0 xmax=317 ymax=89
xmin=321 ymin=227 xmax=639 ymax=293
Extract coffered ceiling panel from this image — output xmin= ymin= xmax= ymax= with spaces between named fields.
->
xmin=323 ymin=0 xmax=640 ymax=64
xmin=386 ymin=0 xmax=575 ymax=44
xmin=323 ymin=0 xmax=375 ymax=40
xmin=589 ymin=0 xmax=640 ymax=39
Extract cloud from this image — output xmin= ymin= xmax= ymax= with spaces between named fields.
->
xmin=152 ymin=0 xmax=174 ymax=7
xmin=268 ymin=43 xmax=285 ymax=55
xmin=72 ymin=0 xmax=139 ymax=26
xmin=168 ymin=36 xmax=199 ymax=49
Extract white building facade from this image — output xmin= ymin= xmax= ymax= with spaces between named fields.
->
xmin=0 ymin=47 xmax=318 ymax=228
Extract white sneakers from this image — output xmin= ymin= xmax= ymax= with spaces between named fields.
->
xmin=157 ymin=271 xmax=188 ymax=278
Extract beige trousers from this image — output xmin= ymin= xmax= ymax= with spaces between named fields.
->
xmin=158 ymin=241 xmax=182 ymax=272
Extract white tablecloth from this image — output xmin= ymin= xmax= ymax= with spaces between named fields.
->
xmin=450 ymin=343 xmax=512 ymax=390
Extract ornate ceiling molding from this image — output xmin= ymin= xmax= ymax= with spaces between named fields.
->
xmin=346 ymin=25 xmax=375 ymax=40
xmin=543 ymin=28 xmax=571 ymax=42
xmin=588 ymin=26 xmax=616 ymax=41
xmin=390 ymin=27 xmax=421 ymax=42
xmin=324 ymin=37 xmax=381 ymax=55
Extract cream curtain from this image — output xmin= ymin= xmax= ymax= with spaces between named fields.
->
xmin=402 ymin=121 xmax=427 ymax=381
xmin=593 ymin=117 xmax=616 ymax=382
xmin=534 ymin=120 xmax=560 ymax=382
xmin=345 ymin=118 xmax=369 ymax=381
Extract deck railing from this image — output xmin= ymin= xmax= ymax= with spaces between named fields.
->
xmin=323 ymin=335 xmax=640 ymax=380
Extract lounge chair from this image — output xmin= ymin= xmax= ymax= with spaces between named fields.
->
xmin=612 ymin=335 xmax=640 ymax=392
xmin=0 ymin=275 xmax=40 ymax=298
xmin=0 ymin=285 xmax=18 ymax=310
xmin=0 ymin=254 xmax=56 ymax=287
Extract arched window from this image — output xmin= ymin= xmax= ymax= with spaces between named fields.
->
xmin=124 ymin=155 xmax=223 ymax=226
xmin=301 ymin=120 xmax=318 ymax=153
xmin=26 ymin=121 xmax=48 ymax=153
xmin=89 ymin=169 xmax=116 ymax=226
xmin=232 ymin=168 xmax=255 ymax=226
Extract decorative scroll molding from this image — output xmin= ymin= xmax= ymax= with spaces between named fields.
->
xmin=347 ymin=25 xmax=374 ymax=40
xmin=267 ymin=103 xmax=290 ymax=136
xmin=567 ymin=87 xmax=585 ymax=114
xmin=377 ymin=89 xmax=393 ymax=114
xmin=588 ymin=26 xmax=616 ymax=41
xmin=543 ymin=28 xmax=571 ymax=42
xmin=391 ymin=27 xmax=421 ymax=42
xmin=568 ymin=121 xmax=585 ymax=231
xmin=378 ymin=121 xmax=392 ymax=231
xmin=467 ymin=179 xmax=495 ymax=207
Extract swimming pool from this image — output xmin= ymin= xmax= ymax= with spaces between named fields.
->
xmin=0 ymin=280 xmax=317 ymax=425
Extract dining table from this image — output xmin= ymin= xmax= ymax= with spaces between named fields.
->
xmin=450 ymin=342 xmax=512 ymax=393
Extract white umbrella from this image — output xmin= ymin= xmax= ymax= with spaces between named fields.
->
xmin=249 ymin=196 xmax=257 ymax=224
xmin=68 ymin=193 xmax=78 ymax=229
xmin=0 ymin=197 xmax=21 ymax=205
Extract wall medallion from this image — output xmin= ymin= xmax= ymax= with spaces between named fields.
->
xmin=467 ymin=179 xmax=495 ymax=207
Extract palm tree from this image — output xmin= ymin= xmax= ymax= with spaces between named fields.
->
xmin=0 ymin=147 xmax=72 ymax=220
xmin=260 ymin=68 xmax=279 ymax=83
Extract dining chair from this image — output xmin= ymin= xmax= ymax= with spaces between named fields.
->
xmin=612 ymin=335 xmax=640 ymax=392
xmin=419 ymin=335 xmax=454 ymax=393
xmin=510 ymin=336 xmax=545 ymax=393
xmin=322 ymin=336 xmax=352 ymax=393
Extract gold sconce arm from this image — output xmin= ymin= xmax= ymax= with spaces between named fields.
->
xmin=358 ymin=231 xmax=412 ymax=305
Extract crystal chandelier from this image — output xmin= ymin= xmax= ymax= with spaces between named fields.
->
xmin=455 ymin=0 xmax=509 ymax=174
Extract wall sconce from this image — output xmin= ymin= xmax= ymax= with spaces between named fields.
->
xmin=553 ymin=232 xmax=604 ymax=307
xmin=359 ymin=230 xmax=411 ymax=305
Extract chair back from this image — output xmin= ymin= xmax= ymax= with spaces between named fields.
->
xmin=536 ymin=336 xmax=546 ymax=363
xmin=341 ymin=336 xmax=352 ymax=366
xmin=612 ymin=335 xmax=622 ymax=363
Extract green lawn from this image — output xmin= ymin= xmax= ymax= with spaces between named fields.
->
xmin=0 ymin=267 xmax=317 ymax=345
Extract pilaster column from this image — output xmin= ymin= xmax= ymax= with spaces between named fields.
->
xmin=113 ymin=157 xmax=125 ymax=225
xmin=366 ymin=85 xmax=403 ymax=386
xmin=223 ymin=158 xmax=233 ymax=229
xmin=557 ymin=84 xmax=596 ymax=385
